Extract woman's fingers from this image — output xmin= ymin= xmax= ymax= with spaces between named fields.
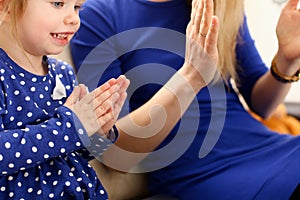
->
xmin=193 ymin=0 xmax=203 ymax=31
xmin=184 ymin=0 xmax=219 ymax=85
xmin=189 ymin=0 xmax=216 ymax=48
xmin=199 ymin=0 xmax=213 ymax=39
xmin=276 ymin=0 xmax=300 ymax=67
xmin=204 ymin=16 xmax=219 ymax=63
xmin=285 ymin=0 xmax=300 ymax=10
xmin=190 ymin=0 xmax=199 ymax=26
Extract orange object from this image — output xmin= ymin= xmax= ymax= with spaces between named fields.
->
xmin=250 ymin=104 xmax=300 ymax=136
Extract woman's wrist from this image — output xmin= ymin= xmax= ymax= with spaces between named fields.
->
xmin=178 ymin=63 xmax=207 ymax=92
xmin=270 ymin=54 xmax=300 ymax=83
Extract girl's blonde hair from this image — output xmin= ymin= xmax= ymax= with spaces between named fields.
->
xmin=0 ymin=0 xmax=9 ymax=25
xmin=0 ymin=0 xmax=27 ymax=36
xmin=0 ymin=0 xmax=38 ymax=70
xmin=187 ymin=0 xmax=245 ymax=83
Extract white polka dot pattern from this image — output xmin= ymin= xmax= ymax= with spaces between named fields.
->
xmin=0 ymin=51 xmax=108 ymax=199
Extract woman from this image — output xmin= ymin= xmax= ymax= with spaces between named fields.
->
xmin=71 ymin=0 xmax=300 ymax=198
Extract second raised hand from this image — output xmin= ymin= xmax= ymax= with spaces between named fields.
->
xmin=275 ymin=0 xmax=300 ymax=75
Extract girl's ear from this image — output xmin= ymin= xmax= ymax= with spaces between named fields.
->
xmin=0 ymin=0 xmax=10 ymax=13
xmin=0 ymin=0 xmax=10 ymax=24
xmin=0 ymin=0 xmax=3 ymax=11
xmin=0 ymin=0 xmax=6 ymax=13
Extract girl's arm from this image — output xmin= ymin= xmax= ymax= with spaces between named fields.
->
xmin=0 ymin=76 xmax=128 ymax=175
xmin=0 ymin=106 xmax=89 ymax=175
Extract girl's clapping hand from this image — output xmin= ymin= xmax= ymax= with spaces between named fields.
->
xmin=98 ymin=75 xmax=130 ymax=136
xmin=64 ymin=75 xmax=129 ymax=138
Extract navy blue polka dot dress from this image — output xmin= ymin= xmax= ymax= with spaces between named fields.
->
xmin=0 ymin=49 xmax=109 ymax=199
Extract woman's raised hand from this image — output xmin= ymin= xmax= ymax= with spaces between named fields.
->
xmin=275 ymin=0 xmax=300 ymax=75
xmin=185 ymin=0 xmax=219 ymax=85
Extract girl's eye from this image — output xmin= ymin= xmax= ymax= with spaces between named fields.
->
xmin=74 ymin=5 xmax=82 ymax=11
xmin=52 ymin=2 xmax=65 ymax=8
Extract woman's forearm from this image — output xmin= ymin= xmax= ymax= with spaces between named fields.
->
xmin=115 ymin=63 xmax=205 ymax=153
xmin=250 ymin=70 xmax=292 ymax=119
xmin=100 ymin=63 xmax=207 ymax=171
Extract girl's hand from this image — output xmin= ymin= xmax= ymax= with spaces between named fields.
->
xmin=64 ymin=80 xmax=122 ymax=137
xmin=185 ymin=0 xmax=219 ymax=85
xmin=99 ymin=75 xmax=130 ymax=135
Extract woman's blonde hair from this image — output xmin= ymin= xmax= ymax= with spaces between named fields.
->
xmin=187 ymin=0 xmax=245 ymax=83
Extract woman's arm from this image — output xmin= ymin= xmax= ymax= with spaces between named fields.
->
xmin=102 ymin=0 xmax=220 ymax=171
xmin=251 ymin=0 xmax=300 ymax=118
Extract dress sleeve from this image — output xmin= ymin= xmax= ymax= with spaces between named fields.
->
xmin=70 ymin=0 xmax=123 ymax=91
xmin=235 ymin=16 xmax=269 ymax=108
xmin=0 ymin=104 xmax=113 ymax=176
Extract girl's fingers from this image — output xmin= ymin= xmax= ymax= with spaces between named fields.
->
xmin=93 ymin=75 xmax=129 ymax=117
xmin=97 ymin=112 xmax=115 ymax=135
xmin=106 ymin=77 xmax=117 ymax=86
xmin=92 ymin=82 xmax=113 ymax=98
xmin=72 ymin=75 xmax=129 ymax=137
xmin=100 ymin=120 xmax=116 ymax=137
xmin=95 ymin=90 xmax=125 ymax=135
xmin=81 ymin=83 xmax=119 ymax=108
xmin=95 ymin=93 xmax=120 ymax=118
xmin=79 ymin=82 xmax=111 ymax=105
xmin=116 ymin=77 xmax=130 ymax=94
xmin=113 ymin=92 xmax=127 ymax=119
xmin=78 ymin=84 xmax=88 ymax=100
xmin=64 ymin=86 xmax=80 ymax=107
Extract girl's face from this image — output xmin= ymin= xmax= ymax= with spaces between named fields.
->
xmin=16 ymin=0 xmax=84 ymax=56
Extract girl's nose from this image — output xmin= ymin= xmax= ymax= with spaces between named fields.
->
xmin=64 ymin=12 xmax=80 ymax=26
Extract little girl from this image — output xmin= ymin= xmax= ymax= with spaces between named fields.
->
xmin=0 ymin=0 xmax=129 ymax=199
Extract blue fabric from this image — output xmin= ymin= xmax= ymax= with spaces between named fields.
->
xmin=71 ymin=0 xmax=300 ymax=199
xmin=0 ymin=49 xmax=108 ymax=199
